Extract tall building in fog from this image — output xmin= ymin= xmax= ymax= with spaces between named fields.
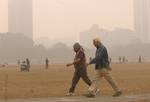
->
xmin=8 ymin=0 xmax=33 ymax=39
xmin=134 ymin=0 xmax=150 ymax=43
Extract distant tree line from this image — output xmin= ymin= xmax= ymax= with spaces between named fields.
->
xmin=0 ymin=33 xmax=150 ymax=63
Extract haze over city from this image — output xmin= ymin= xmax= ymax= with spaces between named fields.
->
xmin=0 ymin=1 xmax=150 ymax=102
xmin=0 ymin=0 xmax=134 ymax=44
xmin=0 ymin=0 xmax=150 ymax=63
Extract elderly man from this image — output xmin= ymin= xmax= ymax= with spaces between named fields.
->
xmin=86 ymin=38 xmax=122 ymax=97
xmin=66 ymin=42 xmax=92 ymax=96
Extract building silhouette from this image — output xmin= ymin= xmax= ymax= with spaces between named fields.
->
xmin=134 ymin=0 xmax=150 ymax=43
xmin=8 ymin=0 xmax=33 ymax=39
xmin=79 ymin=24 xmax=137 ymax=49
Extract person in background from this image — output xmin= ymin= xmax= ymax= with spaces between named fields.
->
xmin=138 ymin=56 xmax=142 ymax=63
xmin=119 ymin=56 xmax=122 ymax=64
xmin=26 ymin=58 xmax=30 ymax=72
xmin=45 ymin=58 xmax=49 ymax=69
xmin=122 ymin=56 xmax=126 ymax=63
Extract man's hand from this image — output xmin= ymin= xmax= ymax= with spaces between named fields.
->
xmin=66 ymin=63 xmax=73 ymax=67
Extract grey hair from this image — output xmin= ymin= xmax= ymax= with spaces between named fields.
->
xmin=73 ymin=42 xmax=81 ymax=50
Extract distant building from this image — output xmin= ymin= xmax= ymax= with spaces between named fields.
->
xmin=80 ymin=24 xmax=110 ymax=48
xmin=8 ymin=0 xmax=33 ymax=39
xmin=80 ymin=24 xmax=137 ymax=48
xmin=134 ymin=0 xmax=150 ymax=43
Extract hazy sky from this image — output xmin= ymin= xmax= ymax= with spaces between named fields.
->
xmin=0 ymin=0 xmax=134 ymax=41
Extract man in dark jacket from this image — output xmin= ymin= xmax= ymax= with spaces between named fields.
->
xmin=86 ymin=38 xmax=122 ymax=97
xmin=26 ymin=58 xmax=30 ymax=72
xmin=66 ymin=43 xmax=92 ymax=96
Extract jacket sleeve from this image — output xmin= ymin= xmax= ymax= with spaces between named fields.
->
xmin=90 ymin=47 xmax=105 ymax=64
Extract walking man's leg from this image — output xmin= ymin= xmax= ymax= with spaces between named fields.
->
xmin=68 ymin=71 xmax=80 ymax=96
xmin=87 ymin=70 xmax=101 ymax=97
xmin=81 ymin=68 xmax=92 ymax=86
xmin=103 ymin=69 xmax=122 ymax=97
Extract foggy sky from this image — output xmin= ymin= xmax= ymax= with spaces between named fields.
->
xmin=0 ymin=0 xmax=134 ymax=42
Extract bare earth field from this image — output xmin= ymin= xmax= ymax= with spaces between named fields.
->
xmin=0 ymin=63 xmax=150 ymax=102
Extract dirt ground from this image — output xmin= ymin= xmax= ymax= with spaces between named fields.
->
xmin=0 ymin=62 xmax=149 ymax=100
xmin=1 ymin=94 xmax=150 ymax=102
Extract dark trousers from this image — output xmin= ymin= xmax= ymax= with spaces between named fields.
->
xmin=69 ymin=67 xmax=92 ymax=93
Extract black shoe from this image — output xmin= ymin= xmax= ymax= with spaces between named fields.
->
xmin=113 ymin=91 xmax=122 ymax=97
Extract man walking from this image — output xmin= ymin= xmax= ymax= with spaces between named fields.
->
xmin=86 ymin=38 xmax=122 ymax=97
xmin=66 ymin=43 xmax=92 ymax=96
xmin=45 ymin=58 xmax=49 ymax=69
xmin=138 ymin=56 xmax=142 ymax=63
xmin=26 ymin=58 xmax=30 ymax=72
